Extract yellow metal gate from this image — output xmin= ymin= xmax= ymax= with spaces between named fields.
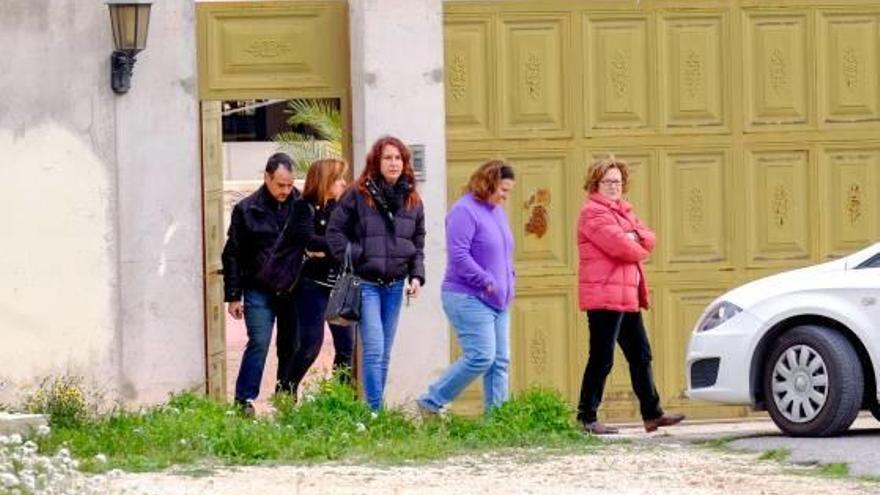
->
xmin=444 ymin=0 xmax=880 ymax=420
xmin=197 ymin=0 xmax=351 ymax=400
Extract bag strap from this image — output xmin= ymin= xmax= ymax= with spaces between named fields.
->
xmin=262 ymin=202 xmax=295 ymax=266
xmin=343 ymin=243 xmax=354 ymax=273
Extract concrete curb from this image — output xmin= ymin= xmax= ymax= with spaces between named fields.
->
xmin=0 ymin=412 xmax=49 ymax=436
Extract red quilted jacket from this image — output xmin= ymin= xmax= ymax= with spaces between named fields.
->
xmin=577 ymin=193 xmax=655 ymax=312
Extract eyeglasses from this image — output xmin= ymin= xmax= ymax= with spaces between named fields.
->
xmin=599 ymin=180 xmax=623 ymax=186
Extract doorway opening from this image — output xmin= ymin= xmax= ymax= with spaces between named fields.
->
xmin=215 ymin=98 xmax=346 ymax=411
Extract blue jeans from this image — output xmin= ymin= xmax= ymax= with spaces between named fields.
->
xmin=358 ymin=280 xmax=405 ymax=410
xmin=234 ymin=289 xmax=297 ymax=402
xmin=419 ymin=291 xmax=510 ymax=413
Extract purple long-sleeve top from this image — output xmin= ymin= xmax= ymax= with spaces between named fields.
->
xmin=442 ymin=192 xmax=515 ymax=311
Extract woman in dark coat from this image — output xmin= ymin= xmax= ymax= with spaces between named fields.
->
xmin=326 ymin=136 xmax=426 ymax=411
xmin=282 ymin=158 xmax=353 ymax=397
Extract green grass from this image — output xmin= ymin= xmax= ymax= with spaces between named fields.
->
xmin=34 ymin=380 xmax=598 ymax=473
xmin=696 ymin=436 xmax=734 ymax=452
xmin=815 ymin=462 xmax=850 ymax=478
xmin=758 ymin=448 xmax=791 ymax=462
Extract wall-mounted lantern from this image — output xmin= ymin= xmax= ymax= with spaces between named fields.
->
xmin=107 ymin=0 xmax=152 ymax=94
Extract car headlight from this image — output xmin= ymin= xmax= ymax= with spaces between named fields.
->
xmin=696 ymin=301 xmax=742 ymax=332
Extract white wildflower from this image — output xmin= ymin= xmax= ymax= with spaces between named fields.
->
xmin=354 ymin=422 xmax=367 ymax=433
xmin=370 ymin=412 xmax=379 ymax=421
xmin=22 ymin=441 xmax=39 ymax=456
xmin=179 ymin=438 xmax=188 ymax=446
xmin=0 ymin=472 xmax=18 ymax=487
xmin=94 ymin=453 xmax=108 ymax=464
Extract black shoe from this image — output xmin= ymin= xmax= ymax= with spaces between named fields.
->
xmin=235 ymin=399 xmax=256 ymax=418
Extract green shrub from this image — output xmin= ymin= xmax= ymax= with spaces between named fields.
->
xmin=35 ymin=381 xmax=596 ymax=472
xmin=23 ymin=376 xmax=99 ymax=428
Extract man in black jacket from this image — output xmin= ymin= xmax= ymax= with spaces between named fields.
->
xmin=222 ymin=152 xmax=301 ymax=415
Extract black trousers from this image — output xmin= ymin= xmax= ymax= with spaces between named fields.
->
xmin=274 ymin=292 xmax=299 ymax=395
xmin=283 ymin=278 xmax=356 ymax=394
xmin=577 ymin=310 xmax=663 ymax=424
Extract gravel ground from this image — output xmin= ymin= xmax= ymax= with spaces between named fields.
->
xmin=108 ymin=441 xmax=880 ymax=495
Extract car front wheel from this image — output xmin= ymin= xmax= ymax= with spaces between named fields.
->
xmin=763 ymin=325 xmax=863 ymax=437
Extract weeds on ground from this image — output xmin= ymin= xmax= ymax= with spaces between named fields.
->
xmin=33 ymin=379 xmax=597 ymax=473
xmin=695 ymin=436 xmax=734 ymax=452
xmin=22 ymin=376 xmax=103 ymax=428
xmin=758 ymin=448 xmax=791 ymax=462
xmin=815 ymin=462 xmax=850 ymax=478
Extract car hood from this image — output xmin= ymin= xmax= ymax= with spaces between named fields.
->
xmin=720 ymin=241 xmax=879 ymax=309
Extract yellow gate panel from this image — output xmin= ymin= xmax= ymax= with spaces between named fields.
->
xmin=744 ymin=149 xmax=813 ymax=267
xmin=817 ymin=13 xmax=880 ymax=127
xmin=583 ymin=14 xmax=653 ymax=135
xmin=819 ymin=147 xmax=880 ymax=257
xmin=742 ymin=11 xmax=812 ymax=130
xmin=197 ymin=1 xmax=349 ymax=100
xmin=510 ymin=289 xmax=580 ymax=397
xmin=499 ymin=14 xmax=572 ymax=138
xmin=445 ymin=16 xmax=496 ymax=140
xmin=658 ymin=13 xmax=729 ymax=132
xmin=660 ymin=150 xmax=733 ymax=269
xmin=508 ymin=152 xmax=577 ymax=276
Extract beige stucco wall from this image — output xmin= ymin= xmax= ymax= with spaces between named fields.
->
xmin=350 ymin=0 xmax=449 ymax=407
xmin=0 ymin=0 xmax=204 ymax=406
xmin=0 ymin=1 xmax=120 ymax=404
xmin=0 ymin=0 xmax=449 ymax=410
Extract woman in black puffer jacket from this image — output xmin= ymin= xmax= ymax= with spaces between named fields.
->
xmin=326 ymin=136 xmax=426 ymax=411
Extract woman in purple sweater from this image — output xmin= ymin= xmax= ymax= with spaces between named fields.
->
xmin=418 ymin=160 xmax=516 ymax=415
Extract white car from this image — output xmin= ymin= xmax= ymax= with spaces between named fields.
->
xmin=686 ymin=242 xmax=880 ymax=436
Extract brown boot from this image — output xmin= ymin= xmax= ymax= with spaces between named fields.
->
xmin=643 ymin=413 xmax=685 ymax=433
xmin=582 ymin=421 xmax=619 ymax=435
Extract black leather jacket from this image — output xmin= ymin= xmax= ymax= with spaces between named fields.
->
xmin=221 ymin=185 xmax=300 ymax=301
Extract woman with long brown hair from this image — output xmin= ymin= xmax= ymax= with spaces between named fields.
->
xmin=278 ymin=158 xmax=353 ymax=398
xmin=326 ymin=136 xmax=426 ymax=411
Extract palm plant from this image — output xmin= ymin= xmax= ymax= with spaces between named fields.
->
xmin=273 ymin=99 xmax=344 ymax=173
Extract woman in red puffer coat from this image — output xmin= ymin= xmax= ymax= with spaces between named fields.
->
xmin=576 ymin=156 xmax=684 ymax=435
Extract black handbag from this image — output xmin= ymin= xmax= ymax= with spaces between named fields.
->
xmin=324 ymin=244 xmax=362 ymax=326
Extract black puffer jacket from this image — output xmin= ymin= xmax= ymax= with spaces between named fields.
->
xmin=221 ymin=185 xmax=300 ymax=301
xmin=326 ymin=183 xmax=426 ymax=285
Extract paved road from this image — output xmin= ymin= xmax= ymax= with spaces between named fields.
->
xmin=611 ymin=414 xmax=880 ymax=478
xmin=728 ymin=416 xmax=880 ymax=477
